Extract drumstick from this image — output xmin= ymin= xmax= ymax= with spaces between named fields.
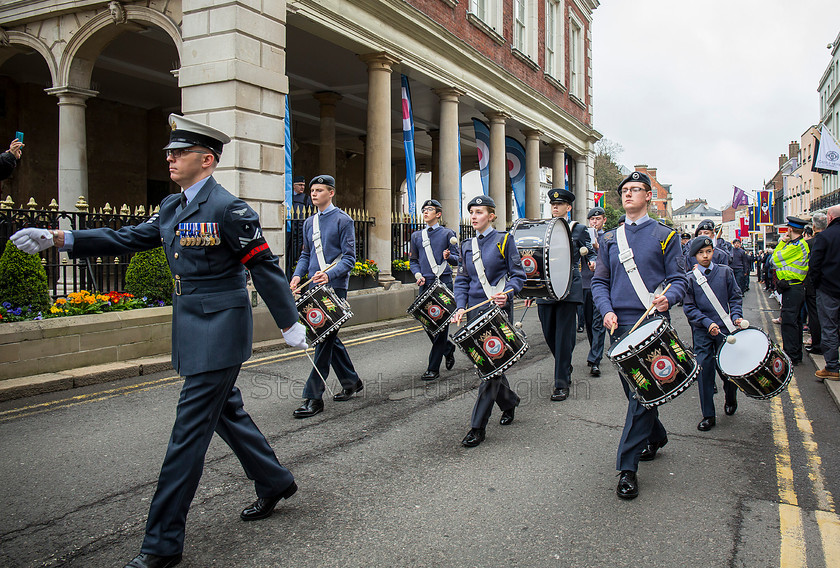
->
xmin=725 ymin=319 xmax=749 ymax=344
xmin=628 ymin=283 xmax=673 ymax=335
xmin=304 ymin=346 xmax=334 ymax=397
xmin=293 ymin=261 xmax=338 ymax=293
xmin=514 ymin=301 xmax=531 ymax=330
xmin=462 ymin=289 xmax=514 ymax=315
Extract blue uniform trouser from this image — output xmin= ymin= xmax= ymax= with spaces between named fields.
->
xmin=303 ymin=288 xmax=361 ymax=400
xmin=693 ymin=329 xmax=737 ymax=418
xmin=611 ymin=324 xmax=667 ymax=472
xmin=537 ymin=301 xmax=577 ymax=389
xmin=817 ymin=290 xmax=840 ymax=372
xmin=780 ymin=283 xmax=805 ymax=363
xmin=583 ymin=288 xmax=605 ymax=366
xmin=419 ymin=280 xmax=456 ymax=372
xmin=469 ymin=303 xmax=520 ymax=429
xmin=142 ymin=364 xmax=293 ymax=556
xmin=733 ymin=269 xmax=747 ymax=293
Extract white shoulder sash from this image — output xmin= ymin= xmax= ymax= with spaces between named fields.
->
xmin=422 ymin=228 xmax=445 ymax=278
xmin=616 ymin=224 xmax=662 ymax=308
xmin=692 ymin=267 xmax=736 ymax=333
xmin=471 ymin=237 xmax=506 ymax=300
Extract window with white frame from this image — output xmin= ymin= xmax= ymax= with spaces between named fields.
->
xmin=512 ymin=0 xmax=539 ymax=61
xmin=569 ymin=14 xmax=584 ymax=99
xmin=545 ymin=0 xmax=564 ymax=81
xmin=469 ymin=0 xmax=503 ymax=34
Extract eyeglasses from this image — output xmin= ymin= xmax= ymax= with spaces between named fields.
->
xmin=421 ymin=207 xmax=439 ymax=213
xmin=165 ymin=149 xmax=209 ymax=159
xmin=620 ymin=187 xmax=649 ymax=195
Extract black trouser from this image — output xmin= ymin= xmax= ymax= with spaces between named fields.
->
xmin=780 ymin=283 xmax=805 ymax=363
xmin=804 ymin=277 xmax=822 ymax=349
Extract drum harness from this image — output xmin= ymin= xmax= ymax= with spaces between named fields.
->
xmin=691 ymin=267 xmax=737 ymax=334
xmin=616 ymin=224 xmax=664 ymax=310
xmin=312 ymin=212 xmax=336 ymax=271
xmin=471 ymin=236 xmax=507 ymax=301
xmin=422 ymin=228 xmax=447 ymax=278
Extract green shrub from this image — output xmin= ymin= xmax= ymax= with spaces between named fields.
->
xmin=125 ymin=247 xmax=173 ymax=304
xmin=0 ymin=240 xmax=51 ymax=312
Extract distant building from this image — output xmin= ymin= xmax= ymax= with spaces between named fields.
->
xmin=633 ymin=165 xmax=672 ymax=219
xmin=672 ymin=199 xmax=722 ymax=234
xmin=817 ymin=30 xmax=840 ymax=209
xmin=788 ymin=127 xmax=822 ymax=218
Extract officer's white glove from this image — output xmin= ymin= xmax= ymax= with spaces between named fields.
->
xmin=282 ymin=321 xmax=308 ymax=349
xmin=11 ymin=228 xmax=54 ymax=254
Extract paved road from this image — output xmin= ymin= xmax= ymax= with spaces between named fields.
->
xmin=1 ymin=277 xmax=839 ymax=567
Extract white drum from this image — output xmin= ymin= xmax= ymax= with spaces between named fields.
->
xmin=716 ymin=327 xmax=792 ymax=399
xmin=510 ymin=217 xmax=573 ymax=300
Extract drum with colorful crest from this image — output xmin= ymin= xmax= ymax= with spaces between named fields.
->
xmin=451 ymin=305 xmax=529 ymax=381
xmin=406 ymin=278 xmax=458 ymax=336
xmin=510 ymin=217 xmax=573 ymax=300
xmin=296 ymin=283 xmax=353 ymax=345
xmin=715 ymin=326 xmax=792 ymax=399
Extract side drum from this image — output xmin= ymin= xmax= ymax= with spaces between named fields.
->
xmin=296 ymin=284 xmax=353 ymax=346
xmin=510 ymin=217 xmax=572 ymax=301
xmin=716 ymin=327 xmax=792 ymax=399
xmin=607 ymin=317 xmax=699 ymax=408
xmin=406 ymin=279 xmax=457 ymax=337
xmin=451 ymin=306 xmax=529 ymax=381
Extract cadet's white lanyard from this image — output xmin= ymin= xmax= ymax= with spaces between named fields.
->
xmin=312 ymin=212 xmax=328 ymax=270
xmin=616 ymin=224 xmax=662 ymax=308
xmin=422 ymin=228 xmax=445 ymax=278
xmin=471 ymin=237 xmax=505 ymax=300
xmin=692 ymin=267 xmax=737 ymax=333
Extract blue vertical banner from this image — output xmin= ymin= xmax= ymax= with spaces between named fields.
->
xmin=504 ymin=136 xmax=527 ymax=219
xmin=284 ymin=95 xmax=293 ymax=226
xmin=401 ymin=74 xmax=417 ymax=215
xmin=472 ymin=118 xmax=490 ymax=196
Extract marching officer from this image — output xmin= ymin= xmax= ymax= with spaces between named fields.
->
xmin=591 ymin=171 xmax=687 ymax=500
xmin=771 ymin=216 xmax=811 ymax=365
xmin=530 ymin=189 xmax=596 ymax=401
xmin=290 ymin=175 xmax=364 ymax=418
xmin=451 ymin=195 xmax=526 ymax=448
xmin=581 ymin=206 xmax=607 ymax=376
xmin=409 ymin=199 xmax=458 ymax=380
xmin=12 ymin=114 xmax=306 ymax=568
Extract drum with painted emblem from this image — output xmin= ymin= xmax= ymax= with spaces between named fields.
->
xmin=296 ymin=283 xmax=353 ymax=345
xmin=716 ymin=327 xmax=792 ymax=399
xmin=510 ymin=217 xmax=572 ymax=300
xmin=406 ymin=278 xmax=457 ymax=337
xmin=607 ymin=317 xmax=699 ymax=408
xmin=451 ymin=306 xmax=529 ymax=381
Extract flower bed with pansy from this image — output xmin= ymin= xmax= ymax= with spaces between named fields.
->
xmin=0 ymin=291 xmax=167 ymax=323
xmin=350 ymin=259 xmax=379 ymax=277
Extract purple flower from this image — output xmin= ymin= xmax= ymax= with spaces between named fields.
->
xmin=2 ymin=302 xmax=10 ymax=309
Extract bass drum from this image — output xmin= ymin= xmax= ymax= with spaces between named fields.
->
xmin=510 ymin=217 xmax=572 ymax=301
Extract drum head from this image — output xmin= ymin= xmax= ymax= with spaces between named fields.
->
xmin=545 ymin=218 xmax=572 ymax=299
xmin=611 ymin=319 xmax=662 ymax=357
xmin=718 ymin=328 xmax=770 ymax=376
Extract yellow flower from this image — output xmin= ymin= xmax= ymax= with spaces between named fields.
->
xmin=55 ymin=298 xmax=66 ymax=305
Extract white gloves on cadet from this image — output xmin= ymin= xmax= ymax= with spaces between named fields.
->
xmin=11 ymin=228 xmax=54 ymax=254
xmin=282 ymin=321 xmax=308 ymax=349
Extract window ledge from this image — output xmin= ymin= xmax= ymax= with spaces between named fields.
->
xmin=467 ymin=12 xmax=505 ymax=45
xmin=570 ymin=93 xmax=586 ymax=110
xmin=544 ymin=73 xmax=566 ymax=93
xmin=511 ymin=47 xmax=539 ymax=71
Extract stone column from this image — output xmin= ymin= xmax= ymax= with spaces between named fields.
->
xmin=550 ymin=142 xmax=566 ymax=220
xmin=179 ymin=0 xmax=288 ymax=253
xmin=45 ymin=86 xmax=98 ymax=215
xmin=435 ymin=88 xmax=464 ymax=229
xmin=428 ymin=129 xmax=440 ymax=203
xmin=360 ymin=52 xmax=399 ymax=282
xmin=575 ymin=154 xmax=591 ymax=222
xmin=523 ymin=130 xmax=541 ymax=219
xmin=313 ymin=91 xmax=342 ymax=176
xmin=485 ymin=111 xmax=510 ymax=229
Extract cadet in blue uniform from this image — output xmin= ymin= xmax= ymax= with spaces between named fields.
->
xmin=581 ymin=206 xmax=608 ymax=376
xmin=683 ymin=237 xmax=743 ymax=431
xmin=12 ymin=115 xmax=306 ymax=568
xmin=691 ymin=219 xmax=731 ymax=266
xmin=591 ymin=171 xmax=687 ymax=500
xmin=451 ymin=195 xmax=526 ymax=448
xmin=531 ymin=188 xmax=596 ymax=401
xmin=409 ymin=199 xmax=458 ymax=380
xmin=290 ymin=175 xmax=363 ymax=418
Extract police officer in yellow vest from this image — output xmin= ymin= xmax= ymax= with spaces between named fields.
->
xmin=772 ymin=216 xmax=810 ymax=364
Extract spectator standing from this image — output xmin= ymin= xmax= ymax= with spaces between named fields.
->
xmin=730 ymin=238 xmax=749 ymax=293
xmin=804 ymin=214 xmax=827 ymax=354
xmin=0 ymin=138 xmax=24 ymax=181
xmin=809 ymin=206 xmax=840 ymax=381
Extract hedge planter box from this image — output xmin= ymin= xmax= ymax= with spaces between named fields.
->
xmin=347 ymin=275 xmax=378 ymax=290
xmin=393 ymin=271 xmax=415 ymax=284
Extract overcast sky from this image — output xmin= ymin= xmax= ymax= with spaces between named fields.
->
xmin=592 ymin=1 xmax=840 ymax=211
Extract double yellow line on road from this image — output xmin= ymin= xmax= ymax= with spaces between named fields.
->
xmin=758 ymin=290 xmax=840 ymax=566
xmin=0 ymin=325 xmax=423 ymax=423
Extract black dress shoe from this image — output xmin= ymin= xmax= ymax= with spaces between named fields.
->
xmin=499 ymin=407 xmax=515 ymax=425
xmin=333 ymin=380 xmax=364 ymax=401
xmin=461 ymin=428 xmax=485 ymax=447
xmin=697 ymin=417 xmax=716 ymax=431
xmin=445 ymin=350 xmax=456 ymax=370
xmin=590 ymin=364 xmax=601 ymax=377
xmin=724 ymin=402 xmax=737 ymax=416
xmin=550 ymin=387 xmax=569 ymax=401
xmin=639 ymin=436 xmax=668 ymax=461
xmin=124 ymin=553 xmax=182 ymax=568
xmin=421 ymin=370 xmax=440 ymax=381
xmin=805 ymin=345 xmax=823 ymax=355
xmin=240 ymin=482 xmax=298 ymax=521
xmin=293 ymin=398 xmax=324 ymax=419
xmin=616 ymin=471 xmax=639 ymax=500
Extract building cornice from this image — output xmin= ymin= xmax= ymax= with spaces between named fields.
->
xmin=0 ymin=0 xmax=109 ymax=25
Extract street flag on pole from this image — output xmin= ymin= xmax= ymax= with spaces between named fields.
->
xmin=594 ymin=191 xmax=605 ymax=208
xmin=284 ymin=95 xmax=293 ymax=226
xmin=472 ymin=118 xmax=490 ymax=196
xmin=814 ymin=124 xmax=840 ymax=173
xmin=740 ymin=214 xmax=749 ymax=237
xmin=400 ymin=75 xmax=417 ymax=215
xmin=504 ymin=136 xmax=527 ymax=219
xmin=732 ymin=186 xmax=749 ymax=208
xmin=759 ymin=191 xmax=772 ymax=225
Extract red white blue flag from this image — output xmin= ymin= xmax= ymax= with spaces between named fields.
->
xmin=401 ymin=75 xmax=417 ymax=215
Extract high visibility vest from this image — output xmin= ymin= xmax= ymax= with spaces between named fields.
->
xmin=772 ymin=237 xmax=809 ymax=283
